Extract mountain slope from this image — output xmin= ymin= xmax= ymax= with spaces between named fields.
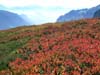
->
xmin=0 ymin=19 xmax=100 ymax=74
xmin=57 ymin=5 xmax=100 ymax=22
xmin=0 ymin=10 xmax=30 ymax=30
xmin=93 ymin=9 xmax=100 ymax=18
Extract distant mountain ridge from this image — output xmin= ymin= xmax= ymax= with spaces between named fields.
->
xmin=93 ymin=9 xmax=100 ymax=18
xmin=57 ymin=5 xmax=100 ymax=22
xmin=0 ymin=10 xmax=30 ymax=30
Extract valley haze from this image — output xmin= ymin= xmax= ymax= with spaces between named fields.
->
xmin=0 ymin=0 xmax=100 ymax=25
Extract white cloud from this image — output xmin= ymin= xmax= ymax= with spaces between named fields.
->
xmin=0 ymin=0 xmax=100 ymax=8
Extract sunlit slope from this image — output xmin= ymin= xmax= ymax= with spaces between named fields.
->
xmin=0 ymin=19 xmax=100 ymax=75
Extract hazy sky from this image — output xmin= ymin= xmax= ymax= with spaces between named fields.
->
xmin=0 ymin=0 xmax=100 ymax=24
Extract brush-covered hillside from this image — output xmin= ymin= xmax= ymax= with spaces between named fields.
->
xmin=0 ymin=18 xmax=100 ymax=75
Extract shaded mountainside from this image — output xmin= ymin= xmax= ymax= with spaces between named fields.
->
xmin=0 ymin=10 xmax=30 ymax=30
xmin=57 ymin=5 xmax=100 ymax=22
xmin=94 ymin=9 xmax=100 ymax=18
xmin=0 ymin=19 xmax=100 ymax=74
